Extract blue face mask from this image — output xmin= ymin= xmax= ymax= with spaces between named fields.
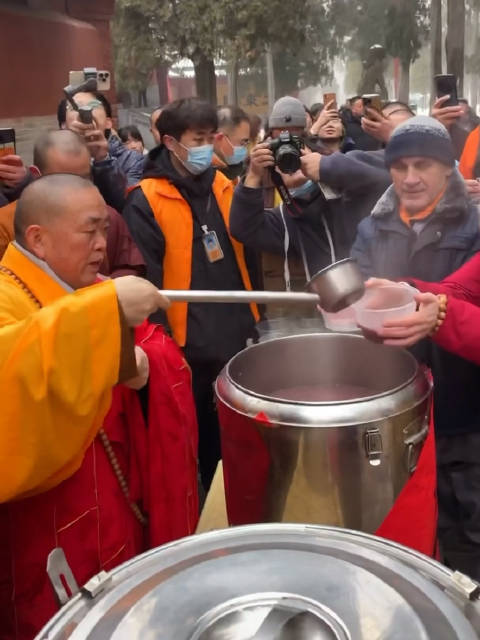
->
xmin=290 ymin=179 xmax=316 ymax=199
xmin=177 ymin=143 xmax=214 ymax=175
xmin=225 ymin=145 xmax=248 ymax=166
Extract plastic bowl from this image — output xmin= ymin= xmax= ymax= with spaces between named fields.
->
xmin=320 ymin=305 xmax=359 ymax=332
xmin=355 ymin=285 xmax=416 ymax=333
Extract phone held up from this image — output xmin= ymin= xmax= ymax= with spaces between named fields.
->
xmin=69 ymin=68 xmax=111 ymax=92
xmin=434 ymin=74 xmax=458 ymax=107
xmin=323 ymin=93 xmax=337 ymax=110
xmin=0 ymin=128 xmax=16 ymax=159
xmin=362 ymin=94 xmax=382 ymax=113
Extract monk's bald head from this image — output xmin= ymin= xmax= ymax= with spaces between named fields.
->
xmin=15 ymin=174 xmax=100 ymax=244
xmin=33 ymin=130 xmax=91 ymax=178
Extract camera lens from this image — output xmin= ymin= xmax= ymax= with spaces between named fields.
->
xmin=276 ymin=144 xmax=301 ymax=174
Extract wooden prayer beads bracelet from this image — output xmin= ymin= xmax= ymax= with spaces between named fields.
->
xmin=430 ymin=294 xmax=448 ymax=335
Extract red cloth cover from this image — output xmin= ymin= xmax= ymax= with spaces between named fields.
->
xmin=0 ymin=322 xmax=198 ymax=640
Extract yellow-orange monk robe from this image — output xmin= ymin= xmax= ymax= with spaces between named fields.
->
xmin=0 ymin=243 xmax=121 ymax=502
xmin=0 ymin=200 xmax=15 ymax=258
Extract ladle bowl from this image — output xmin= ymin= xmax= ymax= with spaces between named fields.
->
xmin=307 ymin=258 xmax=365 ymax=313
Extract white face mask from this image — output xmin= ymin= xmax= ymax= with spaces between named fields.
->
xmin=175 ymin=141 xmax=214 ymax=175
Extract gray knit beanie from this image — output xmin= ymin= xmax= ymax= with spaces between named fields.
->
xmin=385 ymin=115 xmax=455 ymax=168
xmin=269 ymin=96 xmax=307 ymax=129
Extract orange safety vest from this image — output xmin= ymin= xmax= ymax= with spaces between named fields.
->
xmin=140 ymin=172 xmax=259 ymax=347
xmin=459 ymin=125 xmax=480 ymax=180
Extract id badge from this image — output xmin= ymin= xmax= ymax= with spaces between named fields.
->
xmin=202 ymin=230 xmax=224 ymax=263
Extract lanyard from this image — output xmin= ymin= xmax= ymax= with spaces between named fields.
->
xmin=269 ymin=169 xmax=304 ymax=217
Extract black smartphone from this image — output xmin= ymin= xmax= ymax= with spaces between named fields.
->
xmin=0 ymin=128 xmax=16 ymax=158
xmin=434 ymin=74 xmax=458 ymax=107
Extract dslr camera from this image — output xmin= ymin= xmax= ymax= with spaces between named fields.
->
xmin=268 ymin=131 xmax=303 ymax=174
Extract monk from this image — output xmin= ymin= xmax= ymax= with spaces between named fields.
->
xmin=0 ymin=130 xmax=146 ymax=278
xmin=0 ymin=174 xmax=198 ymax=639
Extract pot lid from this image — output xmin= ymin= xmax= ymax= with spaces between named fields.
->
xmin=37 ymin=525 xmax=480 ymax=640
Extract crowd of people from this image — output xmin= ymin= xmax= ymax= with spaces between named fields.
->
xmin=3 ymin=84 xmax=480 ymax=638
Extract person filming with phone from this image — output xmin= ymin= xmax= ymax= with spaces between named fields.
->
xmin=57 ymin=90 xmax=144 ymax=210
xmin=0 ymin=129 xmax=32 ymax=206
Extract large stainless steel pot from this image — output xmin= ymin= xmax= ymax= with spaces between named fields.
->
xmin=216 ymin=333 xmax=431 ymax=532
xmin=36 ymin=524 xmax=480 ymax=639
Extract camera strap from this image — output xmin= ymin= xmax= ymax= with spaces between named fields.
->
xmin=269 ymin=169 xmax=303 ymax=218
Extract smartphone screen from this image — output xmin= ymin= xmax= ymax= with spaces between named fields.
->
xmin=434 ymin=74 xmax=458 ymax=107
xmin=0 ymin=128 xmax=16 ymax=159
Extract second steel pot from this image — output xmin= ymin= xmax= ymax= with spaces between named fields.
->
xmin=36 ymin=525 xmax=480 ymax=639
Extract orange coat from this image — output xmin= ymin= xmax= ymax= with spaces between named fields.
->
xmin=459 ymin=125 xmax=480 ymax=179
xmin=140 ymin=171 xmax=259 ymax=346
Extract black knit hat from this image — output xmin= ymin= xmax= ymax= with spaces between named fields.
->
xmin=385 ymin=115 xmax=455 ymax=169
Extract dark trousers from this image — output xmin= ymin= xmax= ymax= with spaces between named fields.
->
xmin=189 ymin=360 xmax=224 ymax=492
xmin=437 ymin=432 xmax=480 ymax=581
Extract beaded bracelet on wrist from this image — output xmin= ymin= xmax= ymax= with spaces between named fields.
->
xmin=430 ymin=294 xmax=448 ymax=335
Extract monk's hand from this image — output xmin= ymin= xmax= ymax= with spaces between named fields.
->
xmin=376 ymin=293 xmax=439 ymax=347
xmin=124 ymin=346 xmax=150 ymax=390
xmin=114 ymin=276 xmax=170 ymax=327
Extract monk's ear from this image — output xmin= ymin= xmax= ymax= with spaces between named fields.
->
xmin=23 ymin=225 xmax=47 ymax=259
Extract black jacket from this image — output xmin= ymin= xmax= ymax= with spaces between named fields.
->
xmin=230 ymin=150 xmax=391 ymax=283
xmin=352 ymin=171 xmax=480 ymax=437
xmin=341 ymin=111 xmax=382 ymax=152
xmin=123 ymin=146 xmax=255 ymax=364
xmin=230 ymin=182 xmax=340 ymax=280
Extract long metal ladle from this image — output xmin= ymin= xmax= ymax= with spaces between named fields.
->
xmin=159 ymin=290 xmax=319 ymax=305
xmin=159 ymin=258 xmax=365 ymax=314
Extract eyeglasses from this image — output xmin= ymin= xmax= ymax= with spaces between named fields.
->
xmin=66 ymin=99 xmax=103 ymax=112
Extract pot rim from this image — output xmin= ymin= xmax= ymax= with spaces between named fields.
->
xmin=216 ymin=333 xmax=432 ymax=427
xmin=225 ymin=333 xmax=422 ymax=406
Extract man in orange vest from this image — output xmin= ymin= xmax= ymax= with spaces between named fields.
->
xmin=123 ymin=98 xmax=259 ymax=491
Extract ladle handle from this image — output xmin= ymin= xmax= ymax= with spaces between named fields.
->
xmin=159 ymin=290 xmax=320 ymax=305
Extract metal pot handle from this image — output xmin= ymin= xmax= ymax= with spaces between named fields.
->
xmin=405 ymin=420 xmax=429 ymax=475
